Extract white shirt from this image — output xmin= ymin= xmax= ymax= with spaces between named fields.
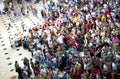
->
xmin=103 ymin=64 xmax=108 ymax=71
xmin=33 ymin=50 xmax=38 ymax=58
xmin=40 ymin=68 xmax=46 ymax=76
xmin=116 ymin=55 xmax=120 ymax=61
xmin=48 ymin=40 xmax=53 ymax=48
xmin=86 ymin=14 xmax=91 ymax=20
xmin=103 ymin=4 xmax=108 ymax=9
xmin=95 ymin=36 xmax=100 ymax=44
xmin=91 ymin=33 xmax=95 ymax=38
xmin=52 ymin=58 xmax=56 ymax=63
xmin=47 ymin=36 xmax=51 ymax=42
xmin=84 ymin=63 xmax=89 ymax=70
xmin=112 ymin=62 xmax=117 ymax=71
xmin=104 ymin=37 xmax=111 ymax=44
xmin=57 ymin=35 xmax=64 ymax=44
xmin=37 ymin=43 xmax=42 ymax=49
xmin=91 ymin=12 xmax=96 ymax=17
xmin=9 ymin=2 xmax=12 ymax=8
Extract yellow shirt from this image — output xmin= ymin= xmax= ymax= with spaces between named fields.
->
xmin=75 ymin=63 xmax=81 ymax=70
xmin=73 ymin=17 xmax=77 ymax=23
xmin=101 ymin=15 xmax=106 ymax=22
xmin=18 ymin=33 xmax=23 ymax=38
xmin=101 ymin=31 xmax=105 ymax=37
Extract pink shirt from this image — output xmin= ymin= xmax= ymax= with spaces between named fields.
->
xmin=112 ymin=37 xmax=119 ymax=44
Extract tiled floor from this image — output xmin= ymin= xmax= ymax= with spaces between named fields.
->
xmin=0 ymin=2 xmax=44 ymax=78
xmin=0 ymin=0 xmax=61 ymax=78
xmin=0 ymin=15 xmax=31 ymax=79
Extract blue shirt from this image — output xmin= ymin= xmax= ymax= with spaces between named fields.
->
xmin=63 ymin=15 xmax=67 ymax=22
xmin=30 ymin=61 xmax=34 ymax=67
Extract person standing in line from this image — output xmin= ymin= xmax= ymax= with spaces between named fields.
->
xmin=7 ymin=19 xmax=13 ymax=30
xmin=30 ymin=58 xmax=35 ymax=69
xmin=17 ymin=0 xmax=22 ymax=4
xmin=15 ymin=61 xmax=23 ymax=79
xmin=21 ymin=22 xmax=25 ymax=32
xmin=33 ymin=8 xmax=38 ymax=18
xmin=23 ymin=57 xmax=30 ymax=70
xmin=15 ymin=61 xmax=19 ymax=70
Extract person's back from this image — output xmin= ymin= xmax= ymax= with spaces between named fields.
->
xmin=31 ymin=7 xmax=35 ymax=13
xmin=30 ymin=58 xmax=34 ymax=68
xmin=24 ymin=57 xmax=29 ymax=65
xmin=16 ymin=67 xmax=23 ymax=79
xmin=112 ymin=36 xmax=119 ymax=44
xmin=15 ymin=61 xmax=19 ymax=69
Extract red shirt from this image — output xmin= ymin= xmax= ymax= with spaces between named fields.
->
xmin=66 ymin=35 xmax=71 ymax=40
xmin=104 ymin=10 xmax=109 ymax=18
xmin=43 ymin=23 xmax=47 ymax=28
xmin=32 ymin=27 xmax=35 ymax=30
xmin=86 ymin=23 xmax=91 ymax=31
xmin=69 ymin=40 xmax=76 ymax=46
xmin=76 ymin=44 xmax=80 ymax=50
xmin=90 ymin=67 xmax=99 ymax=76
xmin=33 ymin=67 xmax=40 ymax=76
xmin=41 ymin=10 xmax=44 ymax=14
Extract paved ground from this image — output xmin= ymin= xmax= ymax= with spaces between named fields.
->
xmin=0 ymin=1 xmax=44 ymax=78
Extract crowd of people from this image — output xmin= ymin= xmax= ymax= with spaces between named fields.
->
xmin=2 ymin=0 xmax=120 ymax=79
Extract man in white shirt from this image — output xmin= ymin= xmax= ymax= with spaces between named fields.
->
xmin=112 ymin=62 xmax=117 ymax=71
xmin=9 ymin=2 xmax=13 ymax=8
xmin=48 ymin=40 xmax=53 ymax=48
xmin=57 ymin=34 xmax=64 ymax=44
xmin=33 ymin=48 xmax=39 ymax=58
xmin=40 ymin=66 xmax=47 ymax=76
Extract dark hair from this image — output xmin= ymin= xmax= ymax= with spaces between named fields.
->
xmin=15 ymin=61 xmax=18 ymax=63
xmin=30 ymin=58 xmax=32 ymax=61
